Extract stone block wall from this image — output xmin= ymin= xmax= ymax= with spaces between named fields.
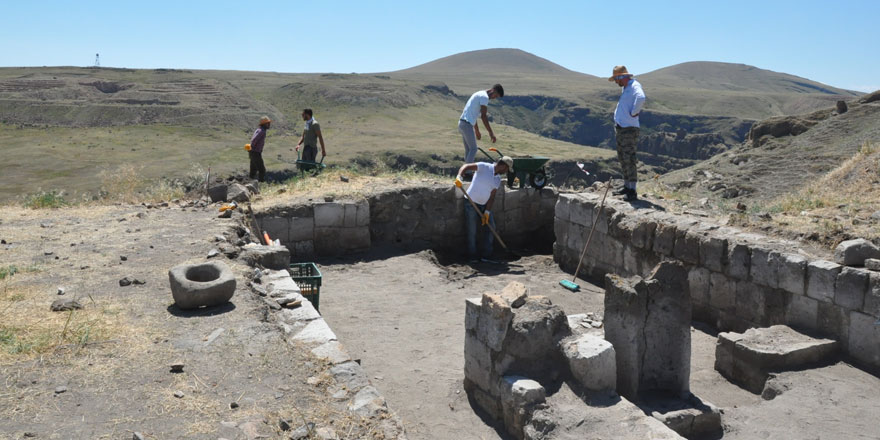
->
xmin=256 ymin=184 xmax=558 ymax=258
xmin=553 ymin=192 xmax=880 ymax=374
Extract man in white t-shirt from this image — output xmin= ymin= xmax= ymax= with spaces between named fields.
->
xmin=458 ymin=84 xmax=504 ymax=165
xmin=454 ymin=156 xmax=513 ymax=262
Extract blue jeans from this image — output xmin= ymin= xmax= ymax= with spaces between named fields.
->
xmin=465 ymin=202 xmax=495 ymax=258
xmin=459 ymin=120 xmax=478 ymax=163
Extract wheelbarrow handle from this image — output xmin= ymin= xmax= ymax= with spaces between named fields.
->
xmin=478 ymin=147 xmax=502 ymax=162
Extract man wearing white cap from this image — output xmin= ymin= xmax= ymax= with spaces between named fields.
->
xmin=454 ymin=156 xmax=513 ymax=262
xmin=610 ymin=66 xmax=646 ymax=201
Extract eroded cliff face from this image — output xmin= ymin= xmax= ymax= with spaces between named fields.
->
xmin=490 ymin=94 xmax=753 ymax=165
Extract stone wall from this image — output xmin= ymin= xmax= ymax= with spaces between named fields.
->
xmin=553 ymin=192 xmax=880 ymax=374
xmin=256 ymin=184 xmax=558 ymax=258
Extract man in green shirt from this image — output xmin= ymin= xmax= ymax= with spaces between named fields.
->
xmin=296 ymin=108 xmax=326 ymax=162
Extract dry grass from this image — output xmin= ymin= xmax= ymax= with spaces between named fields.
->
xmin=254 ymin=166 xmax=441 ymax=209
xmin=0 ymin=280 xmax=129 ymax=364
xmin=738 ymin=142 xmax=880 ymax=248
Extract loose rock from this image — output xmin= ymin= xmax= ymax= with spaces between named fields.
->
xmin=57 ymin=287 xmax=65 ymax=295
xmin=173 ymin=390 xmax=184 ymax=398
xmin=55 ymin=386 xmax=67 ymax=394
xmin=866 ymin=259 xmax=880 ymax=271
xmin=50 ymin=298 xmax=82 ymax=312
xmin=170 ymin=362 xmax=185 ymax=373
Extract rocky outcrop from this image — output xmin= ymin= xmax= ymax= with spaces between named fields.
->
xmin=859 ymin=90 xmax=880 ymax=104
xmin=746 ymin=108 xmax=831 ymax=147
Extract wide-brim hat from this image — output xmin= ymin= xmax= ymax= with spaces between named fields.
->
xmin=259 ymin=116 xmax=272 ymax=125
xmin=499 ymin=156 xmax=514 ymax=170
xmin=608 ymin=65 xmax=633 ymax=82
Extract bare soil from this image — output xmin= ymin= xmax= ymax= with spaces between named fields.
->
xmin=0 ymin=205 xmax=387 ymax=440
xmin=316 ymin=249 xmax=880 ymax=440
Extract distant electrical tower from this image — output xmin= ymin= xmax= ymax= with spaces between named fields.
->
xmin=94 ymin=53 xmax=100 ymax=67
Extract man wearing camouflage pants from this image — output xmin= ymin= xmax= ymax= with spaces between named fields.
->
xmin=610 ymin=66 xmax=646 ymax=202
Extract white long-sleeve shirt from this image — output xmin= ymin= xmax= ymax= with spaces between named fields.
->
xmin=613 ymin=78 xmax=646 ymax=128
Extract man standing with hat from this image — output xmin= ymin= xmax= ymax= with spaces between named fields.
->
xmin=248 ymin=116 xmax=271 ymax=182
xmin=454 ymin=156 xmax=513 ymax=262
xmin=610 ymin=66 xmax=646 ymax=201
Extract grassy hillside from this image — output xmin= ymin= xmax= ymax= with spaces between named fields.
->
xmin=0 ymin=49 xmax=863 ymax=202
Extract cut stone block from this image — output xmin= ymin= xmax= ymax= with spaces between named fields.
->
xmin=478 ymin=293 xmax=513 ymax=351
xmin=848 ymin=311 xmax=880 ymax=371
xmin=631 ymin=220 xmax=657 ymax=250
xmin=644 ymin=392 xmax=722 ymax=440
xmin=750 ymin=248 xmax=778 ymax=288
xmin=500 ymin=376 xmax=546 ymax=439
xmin=289 ymin=217 xmax=315 ymax=242
xmin=785 ymin=293 xmax=819 ymax=331
xmin=715 ymin=325 xmax=839 ymax=393
xmin=699 ymin=234 xmax=727 ymax=272
xmin=777 ymin=253 xmax=807 ymax=296
xmin=834 ymin=267 xmax=868 ymax=310
xmin=864 ymin=273 xmax=880 ymax=317
xmin=499 ymin=282 xmax=528 ymax=308
xmin=709 ymin=272 xmax=735 ymax=311
xmin=562 ymin=334 xmax=616 ymax=391
xmin=292 ymin=319 xmax=338 ymax=345
xmin=807 ymin=260 xmax=841 ymax=302
xmin=834 ymin=238 xmax=880 ymax=266
xmin=465 ymin=297 xmax=481 ymax=331
xmin=673 ymin=229 xmax=701 ymax=264
xmin=260 ymin=217 xmax=290 ymax=243
xmin=604 ymin=261 xmax=691 ymax=400
xmin=652 ymin=223 xmax=676 ymax=256
xmin=241 ymin=245 xmax=290 ymax=270
xmin=314 ymin=203 xmax=345 ymax=227
xmin=726 ymin=242 xmax=751 ymax=280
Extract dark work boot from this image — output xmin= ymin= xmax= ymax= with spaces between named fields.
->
xmin=623 ymin=188 xmax=638 ymax=202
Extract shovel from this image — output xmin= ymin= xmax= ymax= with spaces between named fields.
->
xmin=455 ymin=184 xmax=519 ymax=259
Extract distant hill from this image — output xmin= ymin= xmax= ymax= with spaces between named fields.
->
xmin=640 ymin=61 xmax=860 ymax=96
xmin=395 ymin=48 xmax=592 ymax=78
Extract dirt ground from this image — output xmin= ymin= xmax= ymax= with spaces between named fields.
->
xmin=3 ymin=202 xmax=880 ymax=440
xmin=317 ymin=249 xmax=880 ymax=440
xmin=0 ymin=205 xmax=388 ymax=440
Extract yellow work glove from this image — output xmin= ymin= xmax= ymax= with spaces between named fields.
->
xmin=244 ymin=143 xmax=251 ymax=151
xmin=481 ymin=211 xmax=490 ymax=226
xmin=454 ymin=176 xmax=463 ymax=188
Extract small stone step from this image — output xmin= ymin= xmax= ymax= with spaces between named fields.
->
xmin=715 ymin=325 xmax=839 ymax=393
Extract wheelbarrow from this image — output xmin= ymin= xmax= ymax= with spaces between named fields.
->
xmin=479 ymin=147 xmax=551 ymax=189
xmin=295 ymin=149 xmax=326 ymax=177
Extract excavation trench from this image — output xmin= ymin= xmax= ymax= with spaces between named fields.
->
xmin=254 ymin=184 xmax=880 ymax=440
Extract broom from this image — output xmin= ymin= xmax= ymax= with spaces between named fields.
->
xmin=560 ymin=166 xmax=610 ymax=292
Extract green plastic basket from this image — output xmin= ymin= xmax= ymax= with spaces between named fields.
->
xmin=288 ymin=262 xmax=323 ymax=312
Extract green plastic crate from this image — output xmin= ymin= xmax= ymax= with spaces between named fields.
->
xmin=288 ymin=262 xmax=322 ymax=312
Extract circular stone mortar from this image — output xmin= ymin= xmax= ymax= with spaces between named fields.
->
xmin=168 ymin=261 xmax=236 ymax=309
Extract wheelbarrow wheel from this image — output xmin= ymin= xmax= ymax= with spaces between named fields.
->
xmin=507 ymin=171 xmax=517 ymax=189
xmin=529 ymin=170 xmax=547 ymax=189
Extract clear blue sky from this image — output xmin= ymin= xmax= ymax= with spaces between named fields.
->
xmin=3 ymin=0 xmax=878 ymax=92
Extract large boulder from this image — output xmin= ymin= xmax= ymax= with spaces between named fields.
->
xmin=834 ymin=238 xmax=880 ymax=266
xmin=207 ymin=184 xmax=227 ymax=203
xmin=227 ymin=183 xmax=251 ymax=203
xmin=168 ymin=261 xmax=236 ymax=309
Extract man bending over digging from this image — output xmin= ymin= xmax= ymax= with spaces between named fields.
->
xmin=454 ymin=156 xmax=513 ymax=263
